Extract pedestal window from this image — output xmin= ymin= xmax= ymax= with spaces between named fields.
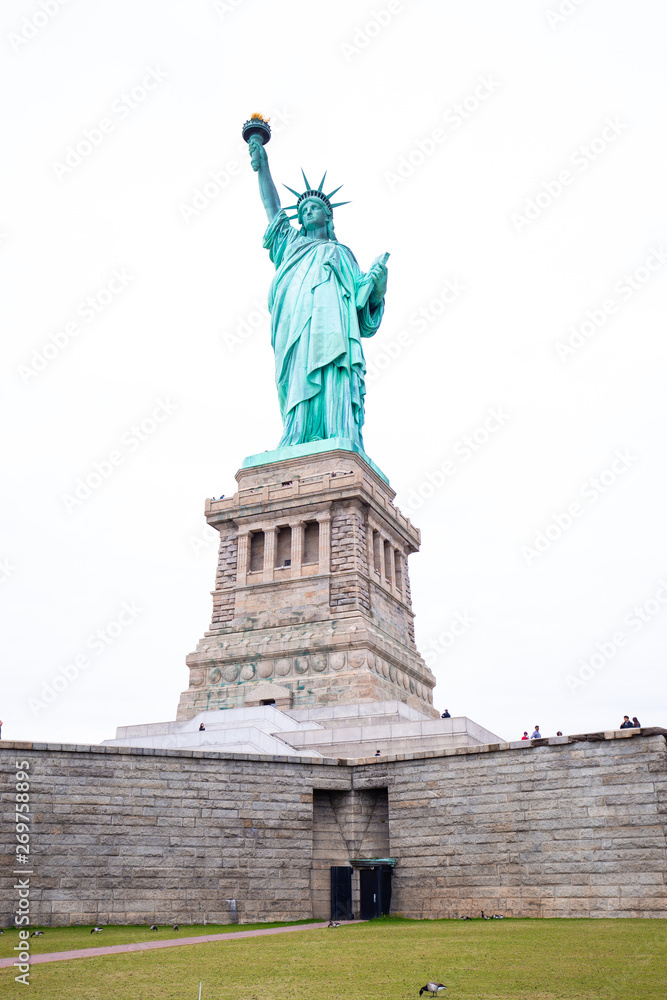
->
xmin=275 ymin=526 xmax=292 ymax=567
xmin=249 ymin=531 xmax=264 ymax=572
xmin=303 ymin=521 xmax=320 ymax=565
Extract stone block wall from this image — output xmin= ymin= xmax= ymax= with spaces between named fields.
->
xmin=1 ymin=731 xmax=665 ymax=926
xmin=369 ymin=583 xmax=416 ymax=647
xmin=232 ymin=576 xmax=332 ymax=631
xmin=210 ymin=526 xmax=237 ymax=628
xmin=0 ymin=746 xmax=346 ymax=927
xmin=329 ymin=502 xmax=366 ymax=576
xmin=329 ymin=501 xmax=371 ymax=614
xmin=354 ymin=731 xmax=667 ymax=919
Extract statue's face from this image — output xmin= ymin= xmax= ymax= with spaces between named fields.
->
xmin=299 ymin=198 xmax=329 ymax=232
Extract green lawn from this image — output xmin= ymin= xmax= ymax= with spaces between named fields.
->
xmin=0 ymin=919 xmax=316 ymax=956
xmin=1 ymin=917 xmax=665 ymax=1000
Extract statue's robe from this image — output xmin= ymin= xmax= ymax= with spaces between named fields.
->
xmin=263 ymin=210 xmax=384 ymax=449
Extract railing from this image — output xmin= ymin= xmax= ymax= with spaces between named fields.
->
xmin=206 ymin=468 xmax=416 ymax=538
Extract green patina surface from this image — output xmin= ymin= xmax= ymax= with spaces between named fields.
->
xmin=247 ymin=134 xmax=389 ymax=460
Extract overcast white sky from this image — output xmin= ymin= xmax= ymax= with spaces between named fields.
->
xmin=2 ymin=0 xmax=666 ymax=747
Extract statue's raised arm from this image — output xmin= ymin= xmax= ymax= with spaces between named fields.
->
xmin=248 ymin=136 xmax=281 ymax=223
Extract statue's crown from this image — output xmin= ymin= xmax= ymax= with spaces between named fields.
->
xmin=284 ymin=170 xmax=350 ymax=221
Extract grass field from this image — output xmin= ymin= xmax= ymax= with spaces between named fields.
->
xmin=1 ymin=916 xmax=665 ymax=1000
xmin=0 ymin=919 xmax=316 ymax=956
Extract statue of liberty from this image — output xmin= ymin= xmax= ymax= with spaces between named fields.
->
xmin=246 ymin=123 xmax=388 ymax=453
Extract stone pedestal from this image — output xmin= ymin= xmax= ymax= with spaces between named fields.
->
xmin=177 ymin=448 xmax=438 ymax=719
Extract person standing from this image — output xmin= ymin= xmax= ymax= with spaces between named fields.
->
xmin=441 ymin=709 xmax=451 ymax=719
xmin=632 ymin=717 xmax=641 ymax=728
xmin=531 ymin=726 xmax=542 ymax=738
xmin=620 ymin=716 xmax=633 ymax=729
xmin=521 ymin=731 xmax=529 ymax=740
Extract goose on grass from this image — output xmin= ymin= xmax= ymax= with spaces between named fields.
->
xmin=419 ymin=983 xmax=446 ymax=997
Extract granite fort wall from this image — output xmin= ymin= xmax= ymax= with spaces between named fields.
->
xmin=355 ymin=730 xmax=667 ymax=919
xmin=1 ymin=730 xmax=665 ymax=925
xmin=0 ymin=748 xmax=348 ymax=927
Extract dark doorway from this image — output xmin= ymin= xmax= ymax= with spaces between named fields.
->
xmin=330 ymin=866 xmax=353 ymax=920
xmin=359 ymin=865 xmax=392 ymax=919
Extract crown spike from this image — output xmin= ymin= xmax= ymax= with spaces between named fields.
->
xmin=326 ymin=184 xmax=344 ymax=200
xmin=301 ymin=168 xmax=311 ymax=191
xmin=330 ymin=200 xmax=351 ymax=209
xmin=317 ymin=171 xmax=327 ymax=192
xmin=283 ymin=184 xmax=302 ymax=198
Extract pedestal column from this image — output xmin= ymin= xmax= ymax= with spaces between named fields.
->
xmin=317 ymin=513 xmax=331 ymax=574
xmin=386 ymin=544 xmax=396 ymax=588
xmin=395 ymin=550 xmax=405 ymax=600
xmin=367 ymin=523 xmax=376 ymax=578
xmin=236 ymin=530 xmax=250 ymax=587
xmin=263 ymin=526 xmax=277 ymax=583
xmin=290 ymin=521 xmax=304 ymax=577
xmin=377 ymin=532 xmax=386 ymax=583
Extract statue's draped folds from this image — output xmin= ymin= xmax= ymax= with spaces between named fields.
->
xmin=263 ymin=210 xmax=384 ymax=449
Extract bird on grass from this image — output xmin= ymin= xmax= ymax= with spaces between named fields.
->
xmin=90 ymin=926 xmax=103 ymax=934
xmin=149 ymin=924 xmax=158 ymax=931
xmin=30 ymin=931 xmax=44 ymax=937
xmin=327 ymin=920 xmax=340 ymax=928
xmin=172 ymin=924 xmax=179 ymax=931
xmin=459 ymin=915 xmax=471 ymax=920
xmin=481 ymin=910 xmax=490 ymax=920
xmin=492 ymin=914 xmax=504 ymax=919
xmin=419 ymin=983 xmax=446 ymax=997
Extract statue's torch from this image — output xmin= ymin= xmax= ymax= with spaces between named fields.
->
xmin=242 ymin=113 xmax=271 ymax=169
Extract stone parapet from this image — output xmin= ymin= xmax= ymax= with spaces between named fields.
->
xmin=104 ymin=703 xmax=502 ymax=758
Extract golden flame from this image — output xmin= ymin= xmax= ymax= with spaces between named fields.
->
xmin=250 ymin=112 xmax=270 ymax=123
